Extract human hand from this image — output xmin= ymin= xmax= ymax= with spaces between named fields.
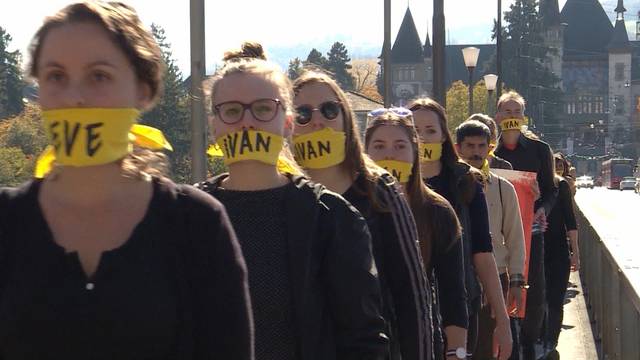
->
xmin=508 ymin=287 xmax=523 ymax=314
xmin=493 ymin=318 xmax=513 ymax=360
xmin=534 ymin=208 xmax=548 ymax=232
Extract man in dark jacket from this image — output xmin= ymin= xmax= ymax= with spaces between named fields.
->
xmin=494 ymin=92 xmax=557 ymax=360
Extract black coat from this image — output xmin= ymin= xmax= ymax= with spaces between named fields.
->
xmin=199 ymin=174 xmax=389 ymax=360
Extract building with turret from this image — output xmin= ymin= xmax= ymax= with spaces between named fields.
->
xmin=389 ymin=0 xmax=640 ymax=170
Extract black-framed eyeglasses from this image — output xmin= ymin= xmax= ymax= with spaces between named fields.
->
xmin=213 ymin=98 xmax=284 ymax=124
xmin=295 ymin=101 xmax=342 ymax=126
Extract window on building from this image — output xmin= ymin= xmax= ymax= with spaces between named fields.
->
xmin=405 ymin=70 xmax=410 ymax=80
xmin=615 ymin=63 xmax=624 ymax=81
xmin=614 ymin=96 xmax=625 ymax=115
xmin=410 ymin=69 xmax=416 ymax=80
xmin=398 ymin=70 xmax=403 ymax=81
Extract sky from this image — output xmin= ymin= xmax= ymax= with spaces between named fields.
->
xmin=1 ymin=0 xmax=638 ymax=76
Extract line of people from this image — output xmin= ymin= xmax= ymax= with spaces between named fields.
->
xmin=0 ymin=2 xmax=580 ymax=360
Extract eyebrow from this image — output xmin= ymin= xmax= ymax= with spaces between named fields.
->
xmin=41 ymin=60 xmax=117 ymax=70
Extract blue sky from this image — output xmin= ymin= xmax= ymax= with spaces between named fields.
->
xmin=1 ymin=0 xmax=637 ymax=76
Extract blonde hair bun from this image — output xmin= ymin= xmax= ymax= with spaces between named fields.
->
xmin=223 ymin=41 xmax=267 ymax=62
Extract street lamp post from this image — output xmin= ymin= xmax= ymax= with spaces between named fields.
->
xmin=462 ymin=47 xmax=480 ymax=117
xmin=484 ymin=74 xmax=498 ymax=115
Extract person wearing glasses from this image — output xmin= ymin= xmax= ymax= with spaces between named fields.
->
xmin=292 ymin=72 xmax=432 ymax=360
xmin=198 ymin=42 xmax=388 ymax=360
xmin=0 ymin=2 xmax=252 ymax=359
xmin=363 ymin=108 xmax=468 ymax=360
xmin=408 ymin=98 xmax=512 ymax=360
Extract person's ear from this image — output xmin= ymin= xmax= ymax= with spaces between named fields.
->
xmin=284 ymin=113 xmax=294 ymax=138
xmin=454 ymin=143 xmax=461 ymax=152
xmin=136 ymin=82 xmax=153 ymax=110
xmin=489 ymin=142 xmax=496 ymax=152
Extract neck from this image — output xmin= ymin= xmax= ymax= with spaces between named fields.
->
xmin=224 ymin=161 xmax=288 ymax=191
xmin=501 ymin=130 xmax=521 ymax=145
xmin=420 ymin=160 xmax=442 ymax=179
xmin=43 ymin=162 xmax=146 ymax=207
xmin=306 ymin=164 xmax=354 ymax=194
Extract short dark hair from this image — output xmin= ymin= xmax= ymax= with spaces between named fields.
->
xmin=467 ymin=113 xmax=498 ymax=143
xmin=455 ymin=120 xmax=491 ymax=145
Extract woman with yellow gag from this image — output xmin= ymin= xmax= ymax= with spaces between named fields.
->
xmin=0 ymin=2 xmax=252 ymax=359
xmin=196 ymin=42 xmax=388 ymax=360
xmin=410 ymin=98 xmax=513 ymax=360
xmin=364 ymin=108 xmax=467 ymax=360
xmin=293 ymin=72 xmax=432 ymax=360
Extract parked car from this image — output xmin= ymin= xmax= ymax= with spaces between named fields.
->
xmin=576 ymin=175 xmax=594 ymax=189
xmin=619 ymin=177 xmax=637 ymax=191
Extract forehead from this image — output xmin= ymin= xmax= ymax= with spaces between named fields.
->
xmin=214 ymin=72 xmax=282 ymax=104
xmin=38 ymin=22 xmax=129 ymax=71
xmin=499 ymin=99 xmax=523 ymax=112
xmin=294 ymin=82 xmax=338 ymax=103
xmin=370 ymin=124 xmax=410 ymax=141
xmin=461 ymin=135 xmax=489 ymax=144
xmin=412 ymin=109 xmax=440 ymax=127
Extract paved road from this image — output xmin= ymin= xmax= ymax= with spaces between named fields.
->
xmin=574 ymin=187 xmax=640 ymax=296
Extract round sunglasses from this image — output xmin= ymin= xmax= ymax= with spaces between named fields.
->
xmin=295 ymin=101 xmax=342 ymax=126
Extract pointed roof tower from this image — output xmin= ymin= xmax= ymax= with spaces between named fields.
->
xmin=423 ymin=30 xmax=432 ymax=58
xmin=391 ymin=7 xmax=424 ymax=63
xmin=608 ymin=0 xmax=630 ymax=51
xmin=561 ymin=0 xmax=613 ymax=58
xmin=540 ymin=0 xmax=561 ymax=28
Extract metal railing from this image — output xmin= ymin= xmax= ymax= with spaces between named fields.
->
xmin=576 ymin=205 xmax=640 ymax=360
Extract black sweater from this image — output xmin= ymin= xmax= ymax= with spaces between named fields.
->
xmin=0 ymin=178 xmax=253 ymax=360
xmin=199 ymin=174 xmax=389 ymax=360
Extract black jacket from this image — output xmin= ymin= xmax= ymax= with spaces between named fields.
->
xmin=344 ymin=174 xmax=432 ymax=360
xmin=199 ymin=174 xmax=389 ymax=360
xmin=495 ymin=134 xmax=557 ymax=215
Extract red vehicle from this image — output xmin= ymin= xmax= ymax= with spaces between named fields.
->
xmin=602 ymin=158 xmax=634 ymax=189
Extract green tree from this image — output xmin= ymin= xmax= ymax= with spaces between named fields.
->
xmin=0 ymin=147 xmax=32 ymax=186
xmin=489 ymin=0 xmax=562 ymax=136
xmin=445 ymin=80 xmax=495 ymax=132
xmin=0 ymin=26 xmax=25 ymax=119
xmin=306 ymin=48 xmax=327 ymax=68
xmin=142 ymin=24 xmax=191 ymax=182
xmin=326 ymin=42 xmax=354 ymax=90
xmin=287 ymin=57 xmax=303 ymax=80
xmin=0 ymin=103 xmax=47 ymax=155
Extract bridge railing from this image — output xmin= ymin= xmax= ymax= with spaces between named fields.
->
xmin=576 ymin=205 xmax=640 ymax=360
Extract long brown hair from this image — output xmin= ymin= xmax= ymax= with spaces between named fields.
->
xmin=409 ymin=97 xmax=480 ymax=206
xmin=364 ymin=113 xmax=461 ymax=266
xmin=293 ymin=71 xmax=386 ymax=208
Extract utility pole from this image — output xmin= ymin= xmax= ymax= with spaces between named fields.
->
xmin=433 ymin=0 xmax=446 ymax=106
xmin=497 ymin=0 xmax=503 ymax=100
xmin=189 ymin=0 xmax=207 ymax=183
xmin=383 ymin=0 xmax=392 ymax=107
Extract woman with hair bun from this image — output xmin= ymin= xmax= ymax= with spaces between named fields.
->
xmin=199 ymin=42 xmax=388 ymax=360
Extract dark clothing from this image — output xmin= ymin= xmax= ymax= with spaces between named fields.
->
xmin=495 ymin=134 xmax=557 ymax=360
xmin=495 ymin=135 xmax=556 ymax=215
xmin=198 ymin=174 xmax=389 ymax=360
xmin=518 ymin=234 xmax=545 ymax=360
xmin=343 ymin=174 xmax=432 ymax=360
xmin=0 ymin=178 xmax=253 ymax=360
xmin=426 ymin=165 xmax=493 ymax=305
xmin=544 ymin=180 xmax=577 ymax=258
xmin=489 ymin=155 xmax=513 ymax=170
xmin=212 ymin=184 xmax=298 ymax=360
xmin=543 ymin=179 xmax=577 ymax=348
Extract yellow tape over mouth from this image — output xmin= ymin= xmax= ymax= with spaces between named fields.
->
xmin=35 ymin=108 xmax=172 ymax=178
xmin=292 ymin=128 xmax=346 ymax=169
xmin=500 ymin=118 xmax=527 ymax=131
xmin=376 ymin=159 xmax=413 ymax=183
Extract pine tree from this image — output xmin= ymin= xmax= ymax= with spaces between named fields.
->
xmin=0 ymin=26 xmax=24 ymax=120
xmin=489 ymin=0 xmax=562 ymax=138
xmin=306 ymin=48 xmax=327 ymax=68
xmin=287 ymin=57 xmax=303 ymax=80
xmin=326 ymin=42 xmax=354 ymax=90
xmin=142 ymin=24 xmax=191 ymax=182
